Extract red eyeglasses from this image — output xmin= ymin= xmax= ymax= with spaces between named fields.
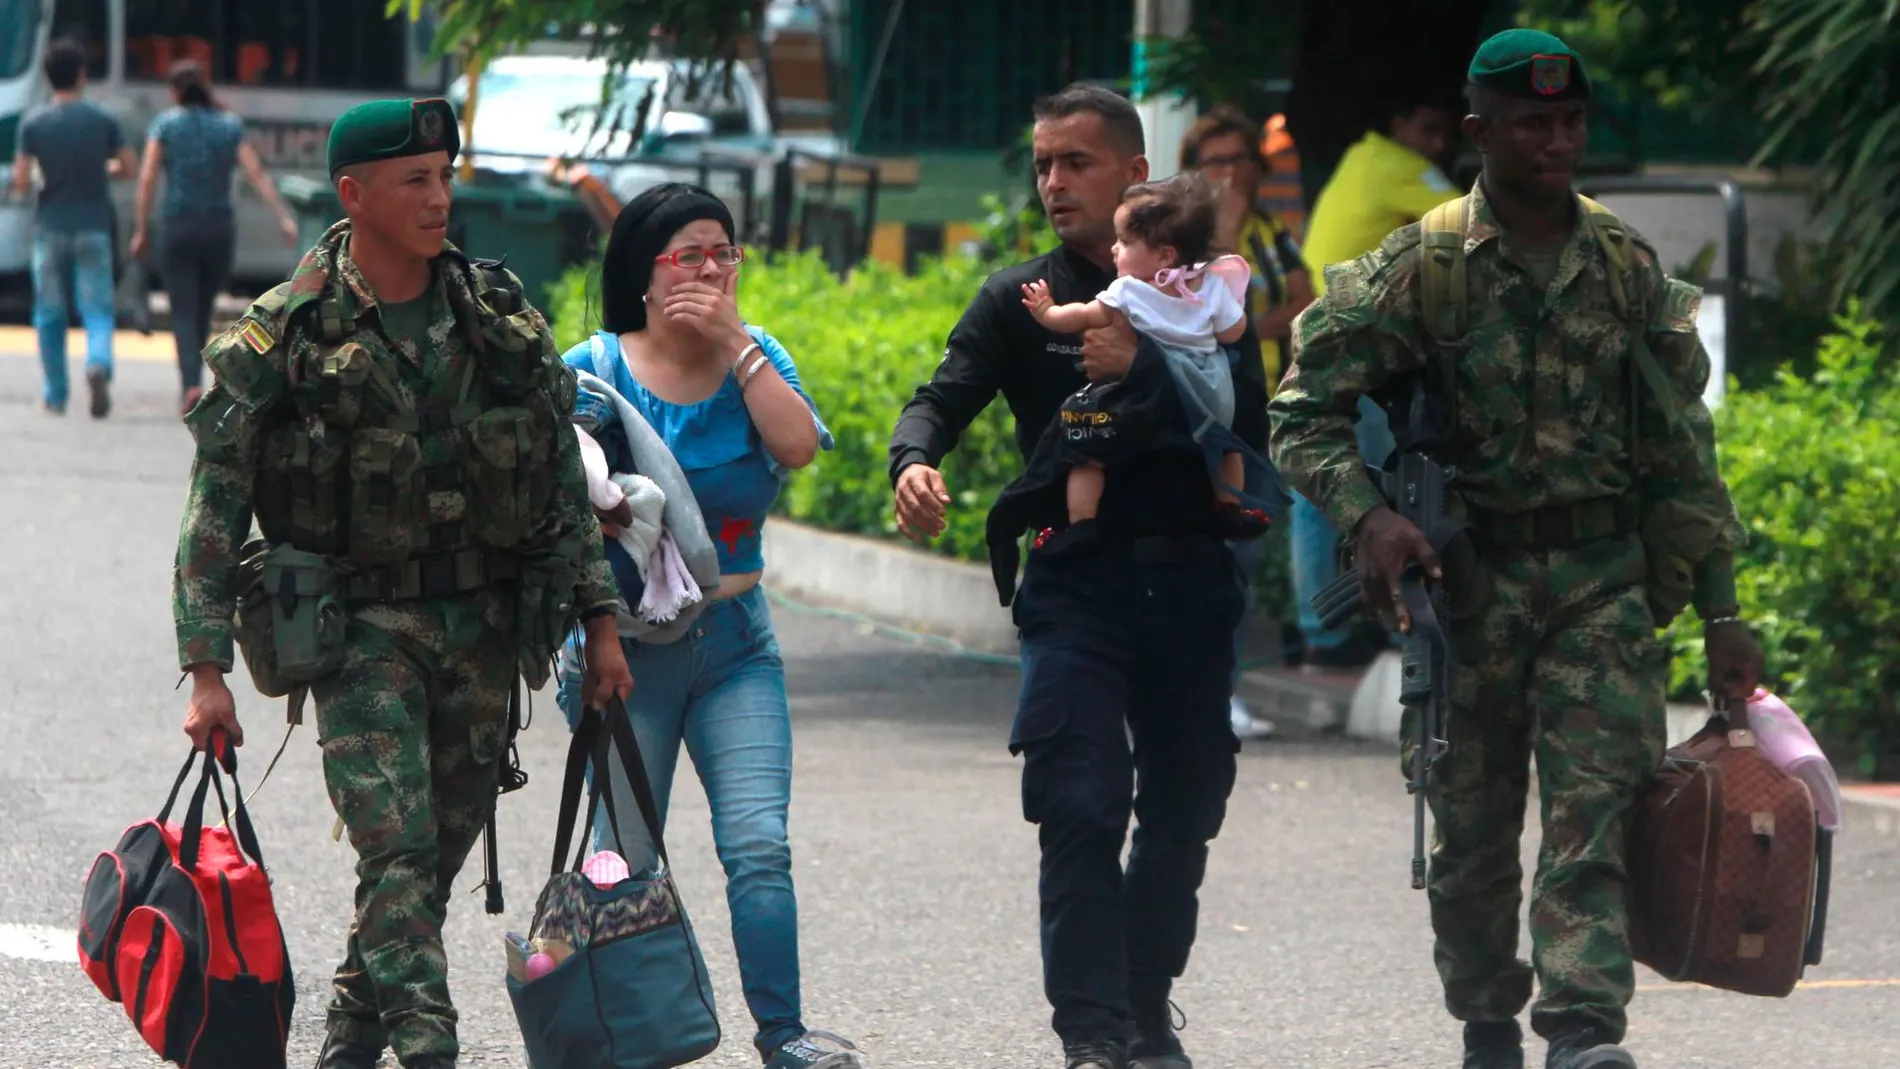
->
xmin=654 ymin=244 xmax=746 ymax=268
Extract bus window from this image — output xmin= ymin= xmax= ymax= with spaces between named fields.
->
xmin=0 ymin=0 xmax=44 ymax=80
xmin=123 ymin=0 xmax=216 ymax=80
xmin=117 ymin=0 xmax=410 ymax=91
xmin=49 ymin=0 xmax=109 ymax=79
xmin=230 ymin=1 xmax=307 ymax=86
xmin=311 ymin=0 xmax=406 ymax=91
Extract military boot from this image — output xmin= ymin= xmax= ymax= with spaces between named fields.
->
xmin=1062 ymin=1038 xmax=1129 ymax=1069
xmin=1462 ymin=1021 xmax=1524 ymax=1069
xmin=1545 ymin=1029 xmax=1637 ymax=1069
xmin=1126 ymin=992 xmax=1191 ymax=1069
xmin=314 ymin=1033 xmax=383 ymax=1069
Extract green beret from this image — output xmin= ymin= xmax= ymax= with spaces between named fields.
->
xmin=1468 ymin=28 xmax=1591 ymax=101
xmin=327 ymin=98 xmax=461 ymax=177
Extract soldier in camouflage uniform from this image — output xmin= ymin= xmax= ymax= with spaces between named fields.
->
xmin=1268 ymin=31 xmax=1763 ymax=1069
xmin=172 ymin=99 xmax=633 ymax=1069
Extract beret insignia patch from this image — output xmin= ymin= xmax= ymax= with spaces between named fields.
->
xmin=1531 ymin=54 xmax=1571 ymax=96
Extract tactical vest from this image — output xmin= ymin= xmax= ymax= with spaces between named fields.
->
xmin=1417 ymin=194 xmax=1682 ymax=459
xmin=250 ymin=258 xmax=576 ymax=602
xmin=1415 ymin=195 xmax=1724 ymax=626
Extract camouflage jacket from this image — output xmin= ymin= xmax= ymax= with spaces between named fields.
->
xmin=172 ymin=221 xmax=618 ymax=672
xmin=1268 ymin=181 xmax=1740 ymax=616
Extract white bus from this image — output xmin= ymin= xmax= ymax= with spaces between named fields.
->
xmin=0 ymin=0 xmax=451 ymax=293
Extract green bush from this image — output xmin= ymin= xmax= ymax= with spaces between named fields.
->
xmin=1663 ymin=303 xmax=1900 ymax=776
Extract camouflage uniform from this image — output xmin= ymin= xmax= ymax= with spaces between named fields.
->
xmin=172 ymin=221 xmax=618 ymax=1064
xmin=1268 ymin=181 xmax=1740 ymax=1043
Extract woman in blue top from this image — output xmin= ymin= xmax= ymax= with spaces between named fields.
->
xmin=557 ymin=184 xmax=858 ymax=1069
xmin=129 ymin=60 xmax=298 ymax=416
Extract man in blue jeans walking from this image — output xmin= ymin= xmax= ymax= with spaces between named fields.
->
xmin=13 ymin=38 xmax=134 ymax=418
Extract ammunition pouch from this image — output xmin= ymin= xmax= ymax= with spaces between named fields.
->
xmin=515 ymin=547 xmax=582 ymax=691
xmin=233 ymin=540 xmax=347 ymax=698
xmin=342 ymin=547 xmax=522 ymax=602
xmin=1638 ymin=499 xmax=1726 ymax=628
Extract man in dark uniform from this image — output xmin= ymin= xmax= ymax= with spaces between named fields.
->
xmin=888 ymin=84 xmax=1272 ymax=1069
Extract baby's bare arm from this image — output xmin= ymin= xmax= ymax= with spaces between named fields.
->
xmin=1035 ymin=298 xmax=1116 ymax=333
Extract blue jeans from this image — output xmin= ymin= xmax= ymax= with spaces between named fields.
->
xmin=1229 ymin=534 xmax=1269 ymax=690
xmin=558 ymin=586 xmax=805 ymax=1058
xmin=32 ymin=228 xmax=115 ymax=408
xmin=1291 ymin=396 xmax=1396 ymax=649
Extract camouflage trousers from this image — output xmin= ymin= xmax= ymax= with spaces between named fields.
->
xmin=311 ymin=590 xmax=515 ymax=1065
xmin=1401 ymin=533 xmax=1667 ymax=1044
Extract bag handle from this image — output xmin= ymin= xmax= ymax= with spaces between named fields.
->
xmin=549 ymin=704 xmax=602 ymax=877
xmin=177 ymin=731 xmax=266 ymax=872
xmin=597 ymin=695 xmax=671 ymax=868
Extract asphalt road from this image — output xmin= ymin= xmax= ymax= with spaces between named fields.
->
xmin=1 ymin=351 xmax=1895 ymax=1069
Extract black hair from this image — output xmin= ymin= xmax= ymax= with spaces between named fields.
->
xmin=170 ymin=59 xmax=217 ymax=108
xmin=43 ymin=39 xmax=86 ymax=91
xmin=1032 ymin=82 xmax=1145 ymax=158
xmin=1118 ymin=170 xmax=1219 ymax=267
xmin=599 ymin=182 xmax=736 ymax=334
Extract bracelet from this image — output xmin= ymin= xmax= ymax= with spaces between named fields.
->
xmin=731 ymin=342 xmax=762 ymax=374
xmin=1706 ymin=615 xmax=1743 ymax=627
xmin=737 ymin=350 xmax=771 ymax=391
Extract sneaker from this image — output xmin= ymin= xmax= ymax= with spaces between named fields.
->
xmin=1545 ymin=1030 xmax=1636 ymax=1069
xmin=1229 ymin=696 xmax=1275 ymax=740
xmin=765 ymin=1030 xmax=864 ymax=1069
xmin=1463 ymin=1020 xmax=1524 ymax=1069
xmin=1063 ymin=1039 xmax=1128 ymax=1069
xmin=180 ymin=386 xmax=204 ymax=418
xmin=43 ymin=400 xmax=65 ymax=416
xmin=86 ymin=368 xmax=110 ymax=419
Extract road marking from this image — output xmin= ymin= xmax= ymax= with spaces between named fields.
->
xmin=0 ymin=923 xmax=75 ymax=963
xmin=1638 ymin=978 xmax=1900 ymax=993
xmin=0 ymin=326 xmax=180 ymax=363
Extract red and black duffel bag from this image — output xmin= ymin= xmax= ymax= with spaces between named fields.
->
xmin=78 ymin=731 xmax=295 ymax=1068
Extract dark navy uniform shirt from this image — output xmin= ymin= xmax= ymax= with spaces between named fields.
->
xmin=889 ymin=242 xmax=1270 ymax=539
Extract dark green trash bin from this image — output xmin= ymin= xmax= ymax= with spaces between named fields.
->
xmin=276 ymin=175 xmax=598 ymax=321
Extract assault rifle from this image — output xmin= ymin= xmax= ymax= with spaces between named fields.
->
xmin=1310 ymin=391 xmax=1466 ymax=889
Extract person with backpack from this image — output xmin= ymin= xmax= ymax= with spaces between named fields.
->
xmin=170 ymin=97 xmax=632 ymax=1069
xmin=1268 ymin=30 xmax=1763 ymax=1069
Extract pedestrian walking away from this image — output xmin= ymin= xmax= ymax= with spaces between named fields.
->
xmin=170 ymin=96 xmax=633 ymax=1069
xmin=12 ymin=37 xmax=136 ymax=418
xmin=889 ymin=83 xmax=1276 ymax=1069
xmin=551 ymin=181 xmax=865 ymax=1069
xmin=129 ymin=58 xmax=300 ymax=416
xmin=1269 ymin=29 xmax=1765 ymax=1069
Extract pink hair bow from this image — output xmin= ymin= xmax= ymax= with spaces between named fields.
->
xmin=1153 ymin=254 xmax=1251 ymax=304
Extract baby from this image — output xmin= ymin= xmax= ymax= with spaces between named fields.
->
xmin=1020 ymin=171 xmax=1251 ymax=527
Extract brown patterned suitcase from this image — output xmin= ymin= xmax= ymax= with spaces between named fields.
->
xmin=1627 ymin=701 xmax=1832 ymax=997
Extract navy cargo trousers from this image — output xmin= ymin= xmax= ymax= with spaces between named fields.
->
xmin=1009 ymin=532 xmax=1245 ymax=1044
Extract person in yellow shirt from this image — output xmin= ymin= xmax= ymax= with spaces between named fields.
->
xmin=1177 ymin=105 xmax=1316 ymax=740
xmin=1288 ymin=96 xmax=1459 ymax=670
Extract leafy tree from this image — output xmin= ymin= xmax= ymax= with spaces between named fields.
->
xmin=387 ymin=0 xmax=769 ymax=145
xmin=1524 ymin=0 xmax=1900 ymax=336
xmin=1516 ymin=0 xmax=1760 ymax=112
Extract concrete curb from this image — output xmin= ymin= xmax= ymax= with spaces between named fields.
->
xmin=758 ymin=519 xmax=1900 ymax=838
xmin=1336 ymin=653 xmax=1897 ymax=837
xmin=761 ymin=519 xmax=1020 ymax=655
